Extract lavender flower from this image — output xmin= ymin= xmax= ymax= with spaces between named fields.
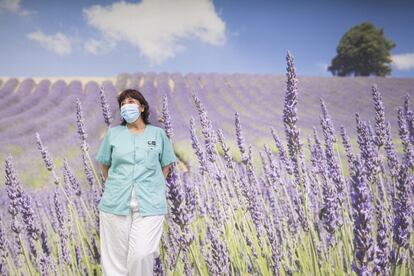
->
xmin=310 ymin=128 xmax=324 ymax=174
xmin=320 ymin=98 xmax=345 ymax=202
xmin=384 ymin=122 xmax=400 ymax=178
xmin=374 ymin=191 xmax=390 ymax=275
xmin=35 ymin=133 xmax=54 ymax=171
xmin=319 ymin=98 xmax=336 ymax=143
xmin=82 ymin=153 xmax=94 ymax=187
xmin=53 ymin=188 xmax=71 ymax=268
xmin=163 ymin=221 xmax=180 ymax=270
xmin=99 ymin=85 xmax=113 ymax=126
xmin=393 ymin=164 xmax=412 ymax=249
xmin=270 ymin=127 xmax=293 ymax=175
xmin=161 ymin=94 xmax=174 ymax=139
xmin=189 ymin=117 xmax=208 ymax=175
xmin=153 ymin=256 xmax=166 ymax=276
xmin=397 ymin=107 xmax=414 ymax=169
xmin=192 ymin=94 xmax=217 ymax=163
xmin=238 ymin=162 xmax=266 ymax=247
xmin=89 ymin=238 xmax=100 ymax=264
xmin=183 ymin=172 xmax=196 ymax=223
xmin=4 ymin=157 xmax=26 ymax=269
xmin=38 ymin=255 xmax=51 ymax=275
xmin=40 ymin=230 xmax=51 ymax=257
xmin=235 ymin=112 xmax=247 ymax=163
xmin=75 ymin=97 xmax=89 ymax=152
xmin=204 ymin=223 xmax=230 ymax=275
xmin=350 ymin=157 xmax=374 ymax=275
xmin=165 ymin=164 xmax=187 ymax=230
xmin=403 ymin=94 xmax=414 ymax=145
xmin=0 ymin=215 xmax=8 ymax=276
xmin=340 ymin=126 xmax=356 ymax=168
xmin=263 ymin=144 xmax=281 ymax=183
xmin=318 ymin=162 xmax=341 ymax=247
xmin=181 ymin=250 xmax=194 ymax=276
xmin=75 ymin=245 xmax=82 ymax=271
xmin=161 ymin=92 xmax=191 ymax=236
xmin=311 ymin=128 xmax=341 ymax=246
xmin=63 ymin=158 xmax=81 ymax=196
xmin=38 ymin=230 xmax=55 ymax=275
xmin=216 ymin=128 xmax=235 ymax=170
xmin=262 ymin=214 xmax=281 ymax=275
xmin=355 ymin=114 xmax=379 ymax=182
xmin=371 ymin=84 xmax=386 ymax=148
xmin=282 ymin=51 xmax=309 ymax=232
xmin=35 ymin=132 xmax=60 ymax=185
xmin=20 ymin=193 xmax=41 ymax=256
xmin=283 ymin=51 xmax=301 ymax=166
xmin=5 ymin=155 xmax=23 ymax=218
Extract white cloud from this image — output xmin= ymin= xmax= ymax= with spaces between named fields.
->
xmin=27 ymin=31 xmax=72 ymax=56
xmin=0 ymin=0 xmax=19 ymax=12
xmin=83 ymin=0 xmax=226 ymax=64
xmin=392 ymin=52 xmax=414 ymax=70
xmin=84 ymin=38 xmax=116 ymax=55
xmin=0 ymin=0 xmax=33 ymax=17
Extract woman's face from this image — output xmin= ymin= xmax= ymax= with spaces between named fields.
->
xmin=120 ymin=97 xmax=144 ymax=112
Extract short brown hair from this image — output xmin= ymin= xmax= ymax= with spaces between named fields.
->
xmin=117 ymin=89 xmax=150 ymax=126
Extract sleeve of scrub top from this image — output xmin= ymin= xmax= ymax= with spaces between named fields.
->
xmin=95 ymin=128 xmax=112 ymax=166
xmin=160 ymin=129 xmax=177 ymax=167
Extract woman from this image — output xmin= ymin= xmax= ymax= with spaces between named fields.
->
xmin=95 ymin=89 xmax=177 ymax=276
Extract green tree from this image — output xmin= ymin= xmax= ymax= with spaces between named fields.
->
xmin=328 ymin=22 xmax=396 ymax=76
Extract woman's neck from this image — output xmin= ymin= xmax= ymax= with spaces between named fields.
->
xmin=127 ymin=119 xmax=146 ymax=130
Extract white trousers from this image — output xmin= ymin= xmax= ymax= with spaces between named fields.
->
xmin=100 ymin=186 xmax=165 ymax=276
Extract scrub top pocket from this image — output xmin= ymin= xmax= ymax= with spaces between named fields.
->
xmin=145 ymin=149 xmax=159 ymax=170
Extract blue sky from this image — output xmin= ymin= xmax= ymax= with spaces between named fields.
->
xmin=1 ymin=0 xmax=413 ymax=77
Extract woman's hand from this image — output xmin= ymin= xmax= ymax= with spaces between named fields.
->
xmin=162 ymin=164 xmax=172 ymax=179
xmin=102 ymin=164 xmax=110 ymax=182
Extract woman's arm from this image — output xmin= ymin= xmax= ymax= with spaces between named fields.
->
xmin=102 ymin=164 xmax=110 ymax=182
xmin=162 ymin=164 xmax=172 ymax=179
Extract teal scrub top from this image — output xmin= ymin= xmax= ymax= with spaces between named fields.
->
xmin=95 ymin=124 xmax=177 ymax=216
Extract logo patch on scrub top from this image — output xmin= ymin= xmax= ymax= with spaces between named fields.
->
xmin=148 ymin=140 xmax=156 ymax=146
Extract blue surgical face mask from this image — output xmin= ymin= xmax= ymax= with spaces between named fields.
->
xmin=120 ymin=103 xmax=141 ymax=123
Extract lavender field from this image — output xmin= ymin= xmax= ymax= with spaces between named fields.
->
xmin=0 ymin=52 xmax=414 ymax=275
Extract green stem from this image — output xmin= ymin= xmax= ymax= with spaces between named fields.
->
xmin=85 ymin=151 xmax=103 ymax=190
xmin=391 ymin=246 xmax=401 ymax=276
xmin=18 ymin=234 xmax=35 ymax=275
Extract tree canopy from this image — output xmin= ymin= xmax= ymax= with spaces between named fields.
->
xmin=328 ymin=22 xmax=396 ymax=77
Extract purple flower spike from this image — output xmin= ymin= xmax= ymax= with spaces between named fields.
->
xmin=75 ymin=97 xmax=88 ymax=153
xmin=189 ymin=117 xmax=208 ymax=175
xmin=397 ymin=107 xmax=414 ymax=169
xmin=403 ymin=94 xmax=414 ymax=145
xmin=161 ymin=94 xmax=174 ymax=139
xmin=205 ymin=223 xmax=230 ymax=275
xmin=235 ymin=112 xmax=247 ymax=163
xmin=371 ymin=84 xmax=386 ymax=148
xmin=192 ymin=94 xmax=217 ymax=163
xmin=0 ymin=215 xmax=9 ymax=276
xmin=35 ymin=132 xmax=54 ymax=172
xmin=270 ymin=127 xmax=292 ymax=175
xmin=283 ymin=51 xmax=309 ymax=232
xmin=384 ymin=122 xmax=400 ymax=178
xmin=5 ymin=155 xmax=23 ymax=218
xmin=63 ymin=158 xmax=81 ymax=196
xmin=393 ymin=164 xmax=412 ymax=249
xmin=350 ymin=157 xmax=374 ymax=275
xmin=320 ymin=98 xmax=345 ymax=202
xmin=216 ymin=128 xmax=235 ymax=170
xmin=99 ymin=85 xmax=113 ymax=127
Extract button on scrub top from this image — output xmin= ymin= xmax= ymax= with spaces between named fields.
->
xmin=95 ymin=124 xmax=177 ymax=216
